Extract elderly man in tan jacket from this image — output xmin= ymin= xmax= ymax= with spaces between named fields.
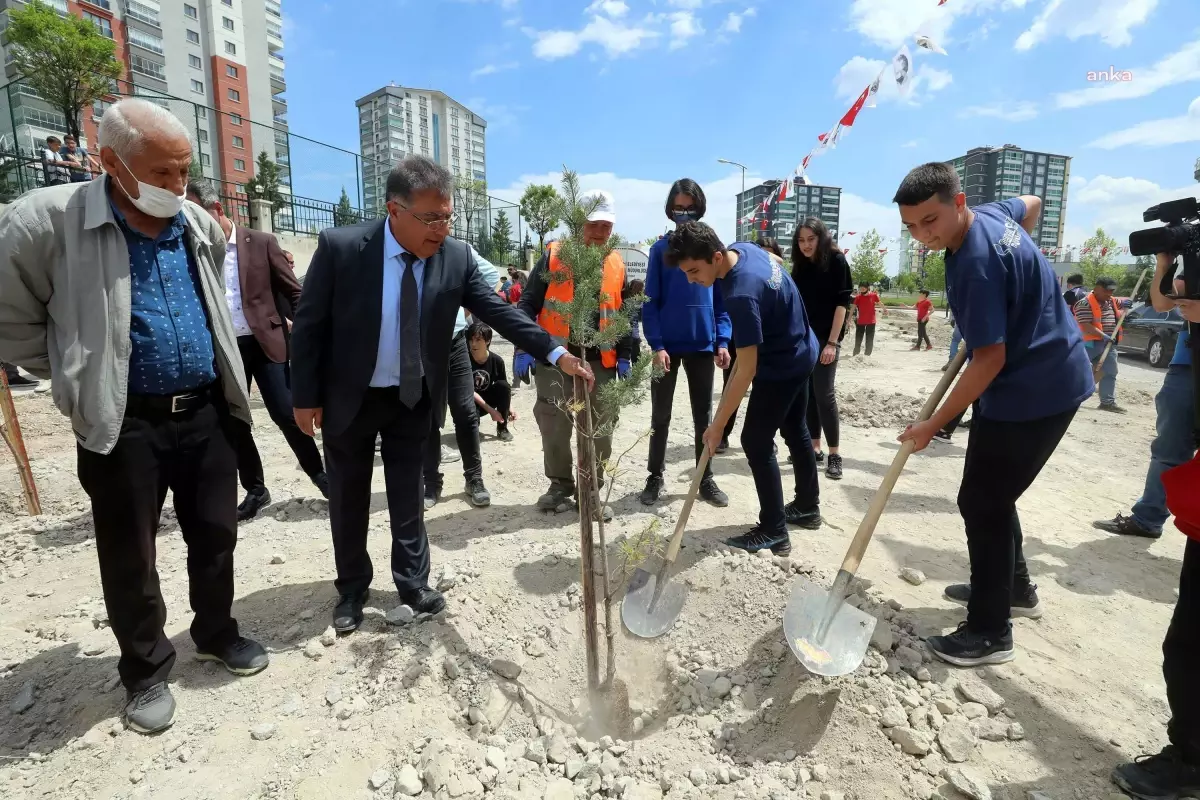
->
xmin=0 ymin=99 xmax=267 ymax=735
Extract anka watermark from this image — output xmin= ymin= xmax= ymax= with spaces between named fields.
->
xmin=1087 ymin=66 xmax=1133 ymax=82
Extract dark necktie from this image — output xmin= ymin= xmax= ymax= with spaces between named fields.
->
xmin=398 ymin=252 xmax=422 ymax=408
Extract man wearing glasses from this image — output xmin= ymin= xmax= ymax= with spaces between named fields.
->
xmin=290 ymin=156 xmax=594 ymax=633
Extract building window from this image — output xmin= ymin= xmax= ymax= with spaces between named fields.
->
xmin=222 ymin=17 xmax=235 ymax=31
xmin=226 ymin=64 xmax=238 ymax=78
xmin=230 ymin=113 xmax=242 ymax=125
xmin=234 ymin=158 xmax=246 ymax=171
xmin=191 ymin=79 xmax=204 ymax=94
xmin=228 ymin=88 xmax=241 ymax=102
xmin=201 ymin=153 xmax=211 ymax=166
xmin=83 ymin=12 xmax=113 ymax=38
xmin=196 ymin=107 xmax=207 ymax=119
xmin=130 ymin=55 xmax=166 ymax=81
xmin=184 ymin=3 xmax=197 ymax=18
xmin=232 ymin=135 xmax=244 ymax=148
xmin=235 ymin=183 xmax=245 ymax=193
xmin=225 ymin=41 xmax=237 ymax=55
xmin=189 ymin=54 xmax=202 ymax=69
xmin=187 ymin=29 xmax=200 ymax=44
xmin=223 ymin=0 xmax=233 ymax=4
xmin=198 ymin=129 xmax=209 ymax=143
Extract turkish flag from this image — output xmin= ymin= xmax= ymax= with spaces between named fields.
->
xmin=841 ymin=86 xmax=870 ymax=127
xmin=1164 ymin=455 xmax=1200 ymax=540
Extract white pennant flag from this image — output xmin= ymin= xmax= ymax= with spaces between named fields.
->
xmin=893 ymin=46 xmax=913 ymax=95
xmin=915 ymin=35 xmax=947 ymax=55
xmin=865 ymin=74 xmax=882 ymax=108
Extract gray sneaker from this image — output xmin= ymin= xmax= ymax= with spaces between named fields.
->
xmin=441 ymin=445 xmax=461 ymax=464
xmin=125 ymin=682 xmax=176 ymax=734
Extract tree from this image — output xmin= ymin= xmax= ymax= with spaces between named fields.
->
xmin=922 ymin=249 xmax=946 ymax=290
xmin=850 ymin=229 xmax=887 ymax=287
xmin=894 ymin=271 xmax=917 ymax=294
xmin=188 ymin=158 xmax=205 ymax=180
xmin=333 ymin=186 xmax=359 ymax=227
xmin=454 ymin=177 xmax=489 ymax=246
xmin=519 ymin=183 xmax=561 ymax=251
xmin=474 ymin=228 xmax=493 ymax=265
xmin=6 ymin=1 xmax=123 ymax=143
xmin=490 ymin=209 xmax=514 ymax=264
xmin=1124 ymin=255 xmax=1155 ymax=299
xmin=244 ymin=151 xmax=285 ymax=213
xmin=1078 ymin=227 xmax=1125 ymax=286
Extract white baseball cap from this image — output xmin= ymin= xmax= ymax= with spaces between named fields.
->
xmin=585 ymin=190 xmax=616 ymax=224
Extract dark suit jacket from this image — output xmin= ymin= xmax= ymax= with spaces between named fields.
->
xmin=290 ymin=221 xmax=555 ymax=437
xmin=234 ymin=226 xmax=303 ymax=363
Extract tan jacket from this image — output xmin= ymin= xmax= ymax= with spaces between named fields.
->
xmin=0 ymin=178 xmax=251 ymax=454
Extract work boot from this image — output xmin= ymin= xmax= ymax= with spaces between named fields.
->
xmin=725 ymin=526 xmax=791 ymax=556
xmin=927 ymin=622 xmax=1015 ymax=667
xmin=943 ymin=582 xmax=1043 ymax=619
xmin=639 ymin=475 xmax=665 ymax=506
xmin=825 ymin=453 xmax=843 ymax=480
xmin=125 ymin=682 xmax=176 ymax=734
xmin=1098 ymin=402 xmax=1128 ymax=414
xmin=424 ymin=483 xmax=441 ymax=511
xmin=699 ymin=475 xmax=728 ymax=507
xmin=311 ymin=471 xmax=330 ymax=500
xmin=237 ymin=488 xmax=271 ymax=522
xmin=1094 ymin=513 xmax=1161 ymax=539
xmin=195 ymin=637 xmax=269 ymax=676
xmin=466 ymin=477 xmax=491 ymax=508
xmin=784 ymin=500 xmax=822 ymax=530
xmin=1112 ymin=746 xmax=1200 ymax=800
xmin=5 ymin=372 xmax=39 ymax=391
xmin=497 ymin=423 xmax=513 ymax=442
xmin=537 ymin=485 xmax=574 ymax=512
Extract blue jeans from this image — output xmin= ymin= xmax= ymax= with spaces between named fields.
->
xmin=949 ymin=326 xmax=962 ymax=360
xmin=1085 ymin=342 xmax=1118 ymax=406
xmin=1131 ymin=365 xmax=1196 ymax=533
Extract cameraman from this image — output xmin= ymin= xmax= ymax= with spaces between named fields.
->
xmin=1109 ymin=252 xmax=1200 ymax=799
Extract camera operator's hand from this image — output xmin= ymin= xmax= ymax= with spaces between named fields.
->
xmin=1178 ymin=298 xmax=1200 ymax=324
xmin=1151 ymin=252 xmax=1180 ymax=312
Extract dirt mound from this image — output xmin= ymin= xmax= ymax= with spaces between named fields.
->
xmin=839 ymin=387 xmax=926 ymax=429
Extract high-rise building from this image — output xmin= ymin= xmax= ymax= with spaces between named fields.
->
xmin=356 ymin=84 xmax=487 ymax=216
xmin=735 ymin=178 xmax=840 ymax=258
xmin=946 ymin=144 xmax=1070 ymax=256
xmin=898 ymin=229 xmax=930 ymax=275
xmin=0 ymin=0 xmax=288 ymax=191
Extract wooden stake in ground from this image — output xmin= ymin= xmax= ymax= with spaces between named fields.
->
xmin=0 ymin=370 xmax=41 ymax=516
xmin=574 ymin=374 xmax=602 ymax=694
xmin=582 ymin=386 xmax=616 ymax=689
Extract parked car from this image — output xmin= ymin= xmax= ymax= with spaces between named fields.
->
xmin=1117 ymin=304 xmax=1185 ymax=367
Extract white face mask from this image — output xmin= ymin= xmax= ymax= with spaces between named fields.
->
xmin=113 ymin=152 xmax=185 ymax=219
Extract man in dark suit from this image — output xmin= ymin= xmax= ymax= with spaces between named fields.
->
xmin=187 ymin=180 xmax=328 ymax=519
xmin=290 ymin=156 xmax=594 ymax=632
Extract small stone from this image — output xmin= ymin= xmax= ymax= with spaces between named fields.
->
xmin=129 ymin=770 xmax=144 ymax=784
xmin=899 ymin=567 xmax=926 ymax=586
xmin=299 ymin=609 xmax=315 ymax=621
xmin=491 ymin=658 xmax=523 ymax=680
xmin=631 ymin=717 xmax=644 ymax=734
xmin=942 ymin=766 xmax=992 ymax=800
xmin=525 ymin=740 xmax=547 ymax=765
xmin=319 ymin=627 xmax=337 ymax=647
xmin=958 ymin=680 xmax=1005 ymax=713
xmin=82 ymin=639 xmax=108 ymax=657
xmin=250 ymin=723 xmax=277 ymax=741
xmin=881 ymin=706 xmax=907 ymax=728
xmin=1027 ymin=792 xmax=1053 ymax=800
xmin=396 ymin=764 xmax=423 ymax=796
xmin=544 ymin=778 xmax=575 ymax=800
xmin=468 ymin=707 xmax=489 ymax=726
xmin=368 ymin=769 xmax=392 ymax=790
xmin=270 ymin=554 xmax=286 ymax=565
xmin=938 ymin=719 xmax=977 ymax=763
xmin=961 ymin=702 xmax=988 ymax=720
xmin=386 ymin=605 xmax=415 ymax=625
xmin=896 ymin=646 xmax=924 ymax=671
xmin=934 ymin=697 xmax=959 ymax=715
xmin=444 ymin=658 xmax=461 ymax=679
xmin=547 ymin=735 xmax=570 ymax=764
xmin=821 ymin=792 xmax=845 ymax=800
xmin=695 ymin=668 xmax=720 ymax=686
xmin=486 ymin=746 xmax=506 ymax=772
xmin=689 ymin=768 xmax=708 ymax=787
xmin=9 ymin=681 xmax=34 ymax=714
xmin=711 ymin=676 xmax=732 ymax=698
xmin=1008 ymin=723 xmax=1026 ymax=741
xmin=812 ymin=764 xmax=829 ymax=782
xmin=888 ymin=726 xmax=933 ymax=755
xmin=973 ymin=717 xmax=1010 ymax=742
xmin=566 ymin=758 xmax=585 ymax=780
xmin=526 ymin=640 xmax=546 ymax=657
xmin=870 ymin=623 xmax=895 ymax=652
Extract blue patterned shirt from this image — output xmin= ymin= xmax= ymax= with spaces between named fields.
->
xmin=109 ymin=187 xmax=217 ymax=395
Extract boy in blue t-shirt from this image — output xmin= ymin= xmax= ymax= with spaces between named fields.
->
xmin=893 ymin=162 xmax=1094 ymax=668
xmin=664 ymin=221 xmax=821 ymax=557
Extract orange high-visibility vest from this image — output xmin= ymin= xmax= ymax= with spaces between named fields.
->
xmin=537 ymin=242 xmax=626 ymax=368
xmin=1078 ymin=291 xmax=1121 ymax=343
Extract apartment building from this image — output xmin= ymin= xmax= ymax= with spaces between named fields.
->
xmin=735 ymin=178 xmax=841 ymax=258
xmin=898 ymin=229 xmax=931 ymax=276
xmin=0 ymin=0 xmax=288 ymax=192
xmin=356 ymin=84 xmax=487 ymax=216
xmin=946 ymin=144 xmax=1070 ymax=255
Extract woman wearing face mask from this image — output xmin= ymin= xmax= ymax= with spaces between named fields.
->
xmin=790 ymin=218 xmax=853 ymax=480
xmin=640 ymin=179 xmax=732 ymax=506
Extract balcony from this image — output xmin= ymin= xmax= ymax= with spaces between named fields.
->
xmin=1195 ymin=157 xmax=1200 ymax=183
xmin=81 ymin=0 xmax=111 ymax=10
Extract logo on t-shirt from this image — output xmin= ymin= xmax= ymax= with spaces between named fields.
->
xmin=994 ymin=217 xmax=1023 ymax=257
xmin=767 ymin=262 xmax=784 ymax=291
xmin=473 ymin=368 xmax=491 ymax=391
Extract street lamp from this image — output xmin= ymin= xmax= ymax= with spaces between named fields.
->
xmin=718 ymin=158 xmax=748 ymax=240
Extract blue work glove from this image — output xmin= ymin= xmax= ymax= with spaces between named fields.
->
xmin=514 ymin=352 xmax=536 ymax=381
xmin=617 ymin=358 xmax=632 ymax=379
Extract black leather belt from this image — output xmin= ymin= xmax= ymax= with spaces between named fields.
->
xmin=126 ymin=384 xmax=215 ymax=416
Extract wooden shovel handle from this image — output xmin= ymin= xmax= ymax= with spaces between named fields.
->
xmin=663 ymin=446 xmax=713 ymax=564
xmin=1093 ymin=268 xmax=1150 ymax=378
xmin=839 ymin=348 xmax=968 ymax=575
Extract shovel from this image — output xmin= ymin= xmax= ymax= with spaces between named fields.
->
xmin=784 ymin=348 xmax=969 ymax=676
xmin=621 ymin=446 xmax=714 ymax=638
xmin=1091 ymin=268 xmax=1149 ymax=383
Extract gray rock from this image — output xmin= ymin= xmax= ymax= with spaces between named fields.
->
xmin=938 ymin=719 xmax=977 ymax=763
xmin=395 ymin=764 xmax=423 ymax=796
xmin=870 ymin=622 xmax=895 ymax=652
xmin=303 ymin=639 xmax=324 ymax=659
xmin=543 ymin=777 xmax=574 ymax=800
xmin=812 ymin=764 xmax=829 ymax=782
xmin=468 ymin=707 xmax=489 ymax=727
xmin=424 ymin=753 xmax=453 ymax=791
xmin=444 ymin=657 xmax=461 ymax=680
xmin=319 ymin=626 xmax=337 ymax=647
xmin=881 ymin=705 xmax=908 ymax=728
xmin=695 ymin=668 xmax=720 ymax=686
xmin=491 ymin=658 xmax=523 ymax=680
xmin=942 ymin=766 xmax=992 ymax=800
xmin=899 ymin=567 xmax=926 ymax=586
xmin=711 ymin=676 xmax=733 ymax=698
xmin=972 ymin=717 xmax=1010 ymax=742
xmin=821 ymin=792 xmax=845 ymax=800
xmin=626 ymin=783 xmax=664 ymax=800
xmin=960 ymin=702 xmax=989 ymax=720
xmin=934 ymin=697 xmax=959 ymax=715
xmin=9 ymin=681 xmax=34 ymax=714
xmin=689 ymin=768 xmax=708 ymax=786
xmin=566 ymin=759 xmax=585 ymax=780
xmin=1027 ymin=793 xmax=1053 ymax=800
xmin=368 ymin=769 xmax=391 ymax=790
xmin=547 ymin=735 xmax=570 ymax=764
xmin=888 ymin=726 xmax=933 ymax=755
xmin=486 ymin=746 xmax=506 ymax=773
xmin=249 ymin=723 xmax=277 ymax=741
xmin=525 ymin=740 xmax=547 ymax=765
xmin=270 ymin=554 xmax=286 ymax=565
xmin=385 ymin=605 xmax=415 ymax=625
xmin=325 ymin=685 xmax=342 ymax=705
xmin=958 ymin=680 xmax=1005 ymax=713
xmin=1008 ymin=722 xmax=1026 ymax=741
xmin=896 ymin=646 xmax=924 ymax=671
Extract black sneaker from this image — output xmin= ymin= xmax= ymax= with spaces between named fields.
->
xmin=1098 ymin=403 xmax=1128 ymax=414
xmin=814 ymin=451 xmax=825 ymax=467
xmin=927 ymin=622 xmax=1015 ymax=667
xmin=312 ymin=471 xmax=330 ymax=500
xmin=784 ymin=501 xmax=822 ymax=530
xmin=1094 ymin=513 xmax=1161 ymax=539
xmin=237 ymin=488 xmax=271 ymax=522
xmin=423 ymin=484 xmax=441 ymax=511
xmin=699 ymin=476 xmax=728 ymax=507
xmin=716 ymin=437 xmax=729 ymax=454
xmin=1112 ymin=745 xmax=1200 ymax=800
xmin=6 ymin=373 xmax=39 ymax=391
xmin=124 ymin=682 xmax=175 ymax=734
xmin=537 ymin=485 xmax=574 ymax=512
xmin=933 ymin=429 xmax=953 ymax=443
xmin=466 ymin=477 xmax=491 ymax=508
xmin=825 ymin=453 xmax=843 ymax=480
xmin=943 ymin=582 xmax=1044 ymax=619
xmin=639 ymin=475 xmax=665 ymax=506
xmin=497 ymin=424 xmax=513 ymax=443
xmin=195 ymin=637 xmax=269 ymax=676
xmin=725 ymin=526 xmax=792 ymax=556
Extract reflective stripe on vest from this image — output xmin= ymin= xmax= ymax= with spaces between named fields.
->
xmin=1079 ymin=292 xmax=1121 ymax=342
xmin=537 ymin=242 xmax=626 ymax=368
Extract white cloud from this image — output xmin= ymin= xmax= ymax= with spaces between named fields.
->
xmin=1055 ymin=39 xmax=1200 ymax=109
xmin=529 ymin=15 xmax=658 ymax=60
xmin=720 ymin=7 xmax=756 ymax=34
xmin=901 ymin=139 xmax=921 ymax=148
xmin=957 ymin=100 xmax=1039 ymax=121
xmin=834 ymin=56 xmax=952 ymax=105
xmin=585 ymin=0 xmax=628 ymax=17
xmin=470 ymin=61 xmax=519 ymax=79
xmin=667 ymin=0 xmax=704 ymax=7
xmin=1062 ymin=173 xmax=1198 ymax=255
xmin=1014 ymin=0 xmax=1158 ymax=50
xmin=847 ymin=0 xmax=1011 ymax=51
xmin=841 ymin=192 xmax=907 ymax=273
xmin=668 ymin=11 xmax=704 ymax=49
xmin=1087 ymin=96 xmax=1200 ymax=149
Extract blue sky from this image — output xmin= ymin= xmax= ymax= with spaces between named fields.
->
xmin=281 ymin=0 xmax=1200 ymax=273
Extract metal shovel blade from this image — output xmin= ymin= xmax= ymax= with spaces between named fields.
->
xmin=621 ymin=566 xmax=689 ymax=639
xmin=783 ymin=574 xmax=877 ymax=677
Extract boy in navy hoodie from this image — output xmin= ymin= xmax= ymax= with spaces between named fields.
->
xmin=666 ymin=222 xmax=822 ymax=556
xmin=640 ymin=179 xmax=732 ymax=508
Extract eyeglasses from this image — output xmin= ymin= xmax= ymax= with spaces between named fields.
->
xmin=395 ymin=202 xmax=457 ymax=231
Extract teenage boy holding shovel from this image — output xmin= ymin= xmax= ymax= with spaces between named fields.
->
xmin=664 ymin=221 xmax=822 ymax=558
xmin=893 ymin=162 xmax=1094 ymax=667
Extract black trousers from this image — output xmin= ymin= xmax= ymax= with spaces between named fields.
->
xmin=424 ymin=334 xmax=482 ymax=489
xmin=77 ymin=395 xmax=240 ymax=692
xmin=475 ymin=381 xmax=512 ymax=422
xmin=943 ymin=404 xmax=971 ymax=436
xmin=721 ymin=346 xmax=739 ymax=440
xmin=853 ymin=323 xmax=876 ymax=356
xmin=1165 ymin=537 xmax=1200 ymax=762
xmin=806 ymin=358 xmax=840 ymax=448
xmin=740 ymin=376 xmax=819 ymax=534
xmin=648 ymin=351 xmax=715 ymax=479
xmin=232 ymin=335 xmax=324 ymax=493
xmin=959 ymin=406 xmax=1077 ymax=634
xmin=325 ymin=386 xmax=432 ymax=595
xmin=916 ymin=321 xmax=932 ymax=348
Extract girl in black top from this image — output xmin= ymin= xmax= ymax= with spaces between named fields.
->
xmin=790 ymin=218 xmax=853 ymax=479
